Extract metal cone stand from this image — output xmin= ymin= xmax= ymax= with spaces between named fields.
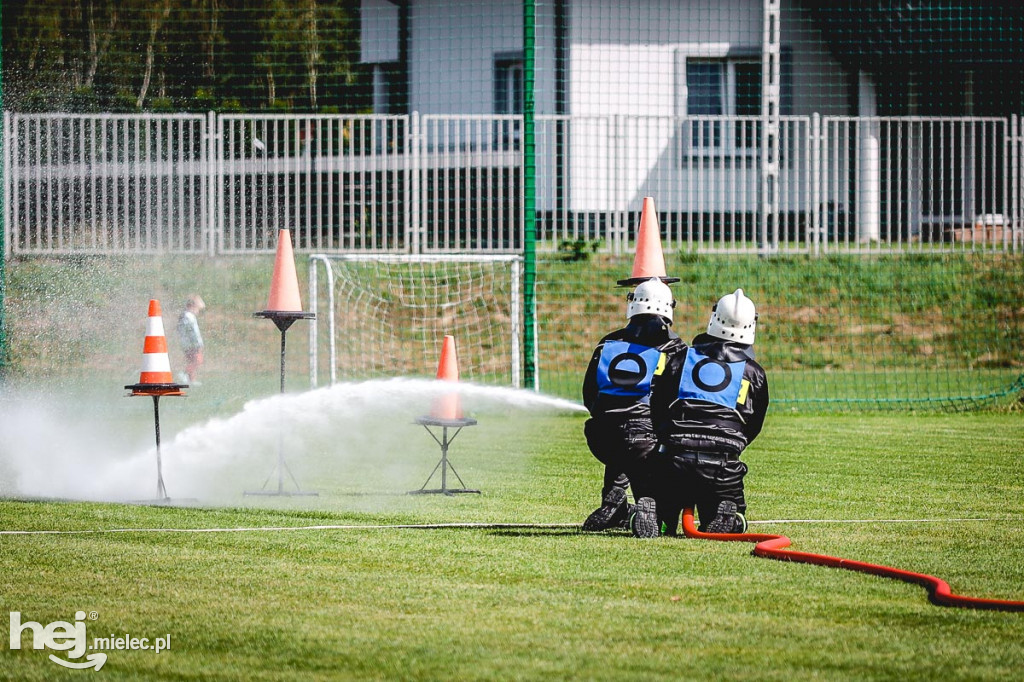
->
xmin=244 ymin=310 xmax=318 ymax=497
xmin=125 ymin=383 xmax=188 ymax=503
xmin=409 ymin=415 xmax=480 ymax=496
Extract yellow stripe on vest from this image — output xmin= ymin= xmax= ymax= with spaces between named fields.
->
xmin=737 ymin=379 xmax=750 ymax=405
xmin=654 ymin=352 xmax=667 ymax=376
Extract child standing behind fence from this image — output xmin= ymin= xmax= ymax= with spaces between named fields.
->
xmin=176 ymin=294 xmax=206 ymax=386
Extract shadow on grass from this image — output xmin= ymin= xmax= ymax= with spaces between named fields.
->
xmin=486 ymin=528 xmax=589 ymax=538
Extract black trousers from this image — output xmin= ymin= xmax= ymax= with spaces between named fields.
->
xmin=583 ymin=417 xmax=659 ymax=500
xmin=653 ymin=455 xmax=748 ymax=533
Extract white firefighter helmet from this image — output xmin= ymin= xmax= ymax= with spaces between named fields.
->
xmin=707 ymin=288 xmax=757 ymax=344
xmin=626 ymin=278 xmax=675 ymax=322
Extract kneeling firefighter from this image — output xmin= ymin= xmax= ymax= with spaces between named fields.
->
xmin=581 ymin=278 xmax=682 ymax=531
xmin=643 ymin=288 xmax=770 ymax=537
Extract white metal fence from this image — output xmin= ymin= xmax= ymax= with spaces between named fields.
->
xmin=4 ymin=113 xmax=211 ymax=254
xmin=5 ymin=111 xmax=1023 ymax=255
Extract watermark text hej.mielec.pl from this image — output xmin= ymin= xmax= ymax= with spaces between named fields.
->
xmin=90 ymin=634 xmax=172 ymax=652
xmin=10 ymin=611 xmax=171 ymax=671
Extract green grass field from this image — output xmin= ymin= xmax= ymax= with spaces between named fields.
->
xmin=1 ymin=405 xmax=1023 ymax=680
xmin=1 ymin=253 xmax=1022 ymax=679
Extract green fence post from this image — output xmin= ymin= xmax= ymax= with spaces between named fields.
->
xmin=0 ymin=6 xmax=7 ymax=378
xmin=522 ymin=0 xmax=537 ymax=390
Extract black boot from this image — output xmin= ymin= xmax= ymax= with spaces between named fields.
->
xmin=582 ymin=487 xmax=628 ymax=531
xmin=630 ymin=497 xmax=660 ymax=538
xmin=705 ymin=500 xmax=744 ymax=534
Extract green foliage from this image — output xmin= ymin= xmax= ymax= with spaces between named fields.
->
xmin=148 ymin=97 xmax=175 ymax=112
xmin=3 ymin=253 xmax=1023 ymax=410
xmin=1 ymin=0 xmax=365 ymax=113
xmin=556 ymin=238 xmax=602 ymax=262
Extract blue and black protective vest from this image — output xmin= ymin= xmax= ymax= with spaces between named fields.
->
xmin=677 ymin=347 xmax=749 ymax=411
xmin=582 ymin=315 xmax=681 ymax=420
xmin=595 ymin=340 xmax=664 ymax=403
xmin=650 ymin=334 xmax=769 ymax=457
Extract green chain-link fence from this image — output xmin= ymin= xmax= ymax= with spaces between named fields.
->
xmin=536 ymin=252 xmax=1024 ymax=409
xmin=2 ymin=1 xmax=1023 ymax=408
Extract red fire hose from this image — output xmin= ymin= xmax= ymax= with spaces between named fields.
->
xmin=681 ymin=509 xmax=1024 ymax=612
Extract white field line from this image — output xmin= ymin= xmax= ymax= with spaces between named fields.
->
xmin=0 ymin=517 xmax=1020 ymax=536
xmin=0 ymin=523 xmax=579 ymax=536
xmin=748 ymin=517 xmax=1021 ymax=525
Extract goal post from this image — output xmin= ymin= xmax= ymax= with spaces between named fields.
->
xmin=308 ymin=254 xmax=525 ymax=389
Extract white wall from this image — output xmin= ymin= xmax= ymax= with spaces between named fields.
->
xmin=361 ymin=0 xmax=400 ymax=64
xmin=359 ymin=0 xmax=856 ymax=215
xmin=564 ymin=0 xmax=854 ymax=213
xmin=567 ymin=0 xmax=762 ymax=211
xmin=569 ymin=0 xmax=761 ymax=117
xmin=409 ymin=0 xmax=522 ymax=115
xmin=362 ymin=0 xmax=560 ymax=118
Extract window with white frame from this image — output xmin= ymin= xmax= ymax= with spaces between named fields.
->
xmin=685 ymin=57 xmax=762 ymax=152
xmin=494 ymin=54 xmax=524 ymax=115
xmin=494 ymin=53 xmax=523 ymax=148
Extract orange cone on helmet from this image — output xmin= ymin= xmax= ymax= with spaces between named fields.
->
xmin=617 ymin=196 xmax=680 ymax=287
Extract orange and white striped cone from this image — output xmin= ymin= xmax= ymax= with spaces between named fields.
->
xmin=617 ymin=196 xmax=680 ymax=286
xmin=125 ymin=299 xmax=186 ymax=396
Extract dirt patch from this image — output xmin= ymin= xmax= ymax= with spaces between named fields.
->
xmin=787 ymin=306 xmax=823 ymax=324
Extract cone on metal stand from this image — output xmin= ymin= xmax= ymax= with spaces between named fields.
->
xmin=410 ymin=335 xmax=480 ymax=496
xmin=125 ymin=299 xmax=188 ymax=503
xmin=617 ymin=196 xmax=680 ymax=287
xmin=430 ymin=334 xmax=463 ymax=421
xmin=246 ymin=228 xmax=317 ymax=497
xmin=255 ymin=228 xmax=315 ymax=333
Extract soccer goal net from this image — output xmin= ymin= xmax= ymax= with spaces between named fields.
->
xmin=308 ymin=254 xmax=523 ymax=388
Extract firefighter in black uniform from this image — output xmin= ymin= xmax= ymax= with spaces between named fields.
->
xmin=580 ymin=278 xmax=682 ymax=531
xmin=644 ymin=288 xmax=769 ymax=537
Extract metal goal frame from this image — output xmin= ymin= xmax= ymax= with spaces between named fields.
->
xmin=308 ymin=253 xmax=524 ymax=389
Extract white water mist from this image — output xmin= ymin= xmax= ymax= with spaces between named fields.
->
xmin=0 ymin=379 xmax=584 ymax=504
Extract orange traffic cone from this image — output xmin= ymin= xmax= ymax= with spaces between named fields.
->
xmin=124 ymin=299 xmax=186 ymax=502
xmin=617 ymin=196 xmax=680 ymax=286
xmin=431 ymin=335 xmax=462 ymax=420
xmin=255 ymin=228 xmax=314 ymax=333
xmin=246 ymin=230 xmax=316 ymax=496
xmin=266 ymin=228 xmax=303 ymax=312
xmin=126 ymin=299 xmax=185 ymax=396
xmin=411 ymin=334 xmax=480 ymax=495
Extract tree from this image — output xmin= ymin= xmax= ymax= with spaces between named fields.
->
xmin=137 ymin=0 xmax=173 ymax=108
xmin=301 ymin=0 xmax=319 ymax=110
xmin=79 ymin=0 xmax=120 ymax=90
xmin=1 ymin=0 xmax=363 ymax=112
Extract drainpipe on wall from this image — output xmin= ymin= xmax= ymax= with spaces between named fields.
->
xmin=858 ymin=70 xmax=881 ymax=243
